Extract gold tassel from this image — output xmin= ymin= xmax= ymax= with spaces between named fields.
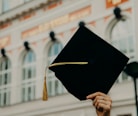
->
xmin=42 ymin=67 xmax=48 ymax=101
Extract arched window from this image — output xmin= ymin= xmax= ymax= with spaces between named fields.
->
xmin=0 ymin=57 xmax=11 ymax=106
xmin=110 ymin=18 xmax=136 ymax=82
xmin=47 ymin=42 xmax=66 ymax=96
xmin=21 ymin=50 xmax=36 ymax=102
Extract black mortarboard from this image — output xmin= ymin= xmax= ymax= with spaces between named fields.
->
xmin=48 ymin=26 xmax=129 ymax=100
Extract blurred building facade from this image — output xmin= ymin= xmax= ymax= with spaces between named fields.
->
xmin=0 ymin=0 xmax=138 ymax=116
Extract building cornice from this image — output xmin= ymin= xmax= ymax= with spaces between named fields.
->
xmin=0 ymin=0 xmax=61 ymax=27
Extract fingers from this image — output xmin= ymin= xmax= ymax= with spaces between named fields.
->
xmin=86 ymin=92 xmax=112 ymax=111
xmin=93 ymin=97 xmax=112 ymax=111
xmin=86 ymin=92 xmax=107 ymax=99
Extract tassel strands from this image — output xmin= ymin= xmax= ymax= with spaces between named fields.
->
xmin=42 ymin=67 xmax=48 ymax=101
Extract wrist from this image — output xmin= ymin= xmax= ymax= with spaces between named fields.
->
xmin=97 ymin=111 xmax=110 ymax=116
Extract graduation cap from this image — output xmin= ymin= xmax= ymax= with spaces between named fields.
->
xmin=43 ymin=26 xmax=129 ymax=101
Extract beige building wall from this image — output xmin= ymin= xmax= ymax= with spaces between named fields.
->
xmin=0 ymin=0 xmax=138 ymax=116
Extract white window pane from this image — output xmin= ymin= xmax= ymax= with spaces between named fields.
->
xmin=119 ymin=39 xmax=127 ymax=53
xmin=8 ymin=72 xmax=11 ymax=84
xmin=2 ymin=0 xmax=9 ymax=12
xmin=128 ymin=36 xmax=135 ymax=52
xmin=32 ymin=66 xmax=36 ymax=77
xmin=22 ymin=87 xmax=25 ymax=102
xmin=27 ymin=68 xmax=32 ymax=79
xmin=0 ymin=57 xmax=11 ymax=106
xmin=1 ymin=91 xmax=4 ymax=106
xmin=32 ymin=85 xmax=35 ymax=99
xmin=22 ymin=68 xmax=26 ymax=80
xmin=55 ymin=80 xmax=59 ymax=94
xmin=0 ymin=93 xmax=1 ymax=106
xmin=111 ymin=18 xmax=135 ymax=82
xmin=0 ymin=75 xmax=2 ymax=86
xmin=28 ymin=86 xmax=31 ymax=100
xmin=47 ymin=42 xmax=66 ymax=96
xmin=48 ymin=81 xmax=52 ymax=96
xmin=3 ymin=92 xmax=7 ymax=105
xmin=2 ymin=0 xmax=29 ymax=13
xmin=7 ymin=91 xmax=10 ymax=105
xmin=22 ymin=50 xmax=36 ymax=102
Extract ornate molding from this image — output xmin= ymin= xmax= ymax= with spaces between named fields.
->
xmin=0 ymin=0 xmax=62 ymax=28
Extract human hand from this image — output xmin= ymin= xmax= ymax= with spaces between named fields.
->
xmin=86 ymin=92 xmax=112 ymax=116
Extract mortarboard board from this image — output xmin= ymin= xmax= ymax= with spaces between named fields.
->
xmin=47 ymin=26 xmax=129 ymax=100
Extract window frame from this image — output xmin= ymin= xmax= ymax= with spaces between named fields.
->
xmin=0 ymin=56 xmax=11 ymax=106
xmin=106 ymin=16 xmax=136 ymax=83
xmin=21 ymin=50 xmax=36 ymax=102
xmin=47 ymin=41 xmax=67 ymax=96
